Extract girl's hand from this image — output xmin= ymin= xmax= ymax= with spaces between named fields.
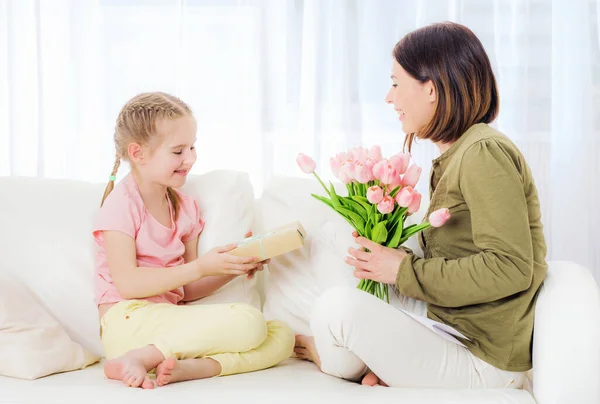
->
xmin=246 ymin=258 xmax=270 ymax=280
xmin=195 ymin=243 xmax=260 ymax=277
xmin=345 ymin=232 xmax=408 ymax=284
xmin=242 ymin=231 xmax=269 ymax=280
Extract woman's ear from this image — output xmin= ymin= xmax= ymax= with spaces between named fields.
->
xmin=424 ymin=80 xmax=437 ymax=104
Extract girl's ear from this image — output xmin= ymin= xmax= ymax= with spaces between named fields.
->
xmin=128 ymin=142 xmax=144 ymax=164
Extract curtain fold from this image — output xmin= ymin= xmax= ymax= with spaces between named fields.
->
xmin=1 ymin=0 xmax=598 ymax=281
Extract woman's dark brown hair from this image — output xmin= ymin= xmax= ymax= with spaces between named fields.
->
xmin=394 ymin=22 xmax=499 ymax=152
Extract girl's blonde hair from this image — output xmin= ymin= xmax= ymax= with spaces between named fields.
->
xmin=100 ymin=92 xmax=193 ymax=220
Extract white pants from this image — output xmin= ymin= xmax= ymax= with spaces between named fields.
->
xmin=310 ymin=287 xmax=527 ymax=389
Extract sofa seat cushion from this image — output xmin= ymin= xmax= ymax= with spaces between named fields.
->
xmin=0 ymin=359 xmax=535 ymax=404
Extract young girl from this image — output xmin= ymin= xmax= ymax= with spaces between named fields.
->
xmin=93 ymin=92 xmax=294 ymax=389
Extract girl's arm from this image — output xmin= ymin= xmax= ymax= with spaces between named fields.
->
xmin=181 ymin=235 xmax=236 ymax=301
xmin=181 ymin=233 xmax=257 ymax=302
xmin=104 ymin=231 xmax=259 ymax=300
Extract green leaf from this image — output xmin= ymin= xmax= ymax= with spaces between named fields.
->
xmin=364 ymin=222 xmax=372 ymax=239
xmin=347 ymin=183 xmax=355 ymax=197
xmin=388 ymin=186 xmax=401 ymax=198
xmin=373 ymin=212 xmax=382 ymax=225
xmin=402 ymin=222 xmax=431 ymax=239
xmin=311 ymin=193 xmax=333 ymax=208
xmin=386 ymin=221 xmax=405 ymax=248
xmin=401 ymin=223 xmax=418 ymax=235
xmin=343 ymin=198 xmax=368 ymax=219
xmin=351 ymin=196 xmax=371 ymax=211
xmin=328 ymin=182 xmax=342 ymax=208
xmin=336 ymin=206 xmax=365 ymax=234
xmin=388 ymin=207 xmax=408 ymax=228
xmin=371 ymin=221 xmax=388 ymax=244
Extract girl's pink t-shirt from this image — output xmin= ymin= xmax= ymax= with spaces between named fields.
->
xmin=92 ymin=174 xmax=204 ymax=306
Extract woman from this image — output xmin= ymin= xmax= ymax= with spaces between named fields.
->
xmin=294 ymin=22 xmax=548 ymax=389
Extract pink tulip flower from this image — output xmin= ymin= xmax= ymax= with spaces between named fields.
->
xmin=429 ymin=208 xmax=451 ymax=227
xmin=389 ymin=153 xmax=410 ymax=175
xmin=338 ymin=161 xmax=355 ymax=184
xmin=395 ymin=186 xmax=415 ymax=207
xmin=372 ymin=159 xmax=397 ymax=185
xmin=349 ymin=147 xmax=369 ymax=164
xmin=368 ymin=145 xmax=383 ymax=164
xmin=330 ymin=157 xmax=341 ymax=177
xmin=354 ymin=163 xmax=373 ymax=184
xmin=297 ymin=153 xmax=316 ymax=174
xmin=408 ymin=191 xmax=422 ymax=214
xmin=367 ymin=186 xmax=384 ymax=204
xmin=377 ymin=196 xmax=395 ymax=214
xmin=402 ymin=163 xmax=422 ymax=188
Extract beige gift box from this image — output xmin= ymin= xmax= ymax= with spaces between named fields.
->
xmin=230 ymin=221 xmax=306 ymax=260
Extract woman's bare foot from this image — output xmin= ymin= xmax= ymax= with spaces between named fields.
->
xmin=104 ymin=345 xmax=164 ymax=389
xmin=155 ymin=357 xmax=222 ymax=386
xmin=294 ymin=335 xmax=322 ymax=369
xmin=361 ymin=371 xmax=388 ymax=387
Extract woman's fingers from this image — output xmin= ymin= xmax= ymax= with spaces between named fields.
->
xmin=345 ymin=256 xmax=371 ymax=271
xmin=353 ymin=269 xmax=374 ymax=280
xmin=348 ymin=247 xmax=370 ymax=262
xmin=355 ymin=237 xmax=381 ymax=252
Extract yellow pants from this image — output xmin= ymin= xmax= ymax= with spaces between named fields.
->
xmin=100 ymin=300 xmax=294 ymax=376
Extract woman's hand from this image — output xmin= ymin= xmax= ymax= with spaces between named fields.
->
xmin=345 ymin=231 xmax=408 ymax=284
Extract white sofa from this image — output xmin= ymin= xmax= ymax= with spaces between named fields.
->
xmin=0 ymin=170 xmax=598 ymax=404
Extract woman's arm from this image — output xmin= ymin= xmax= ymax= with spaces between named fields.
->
xmin=396 ymin=140 xmax=535 ymax=307
xmin=104 ymin=231 xmax=259 ymax=300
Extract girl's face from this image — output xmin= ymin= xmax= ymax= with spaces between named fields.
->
xmin=129 ymin=116 xmax=198 ymax=188
xmin=385 ymin=59 xmax=437 ymax=135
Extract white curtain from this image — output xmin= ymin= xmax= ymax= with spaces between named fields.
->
xmin=1 ymin=0 xmax=598 ymax=282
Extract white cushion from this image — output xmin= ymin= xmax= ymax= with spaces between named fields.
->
xmin=0 ymin=170 xmax=260 ymax=359
xmin=255 ymin=177 xmax=337 ymax=334
xmin=182 ymin=170 xmax=260 ymax=309
xmin=0 ymin=273 xmax=99 ymax=380
xmin=0 ymin=176 xmax=107 ymax=357
xmin=0 ymin=359 xmax=536 ymax=403
xmin=531 ymin=261 xmax=600 ymax=404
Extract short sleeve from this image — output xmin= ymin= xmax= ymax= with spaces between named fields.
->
xmin=181 ymin=198 xmax=205 ymax=242
xmin=92 ymin=189 xmax=141 ymax=243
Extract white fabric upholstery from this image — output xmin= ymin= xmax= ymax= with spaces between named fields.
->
xmin=0 ymin=171 xmax=260 ymax=358
xmin=531 ymin=261 xmax=600 ymax=404
xmin=0 ymin=171 xmax=597 ymax=403
xmin=0 ymin=273 xmax=99 ymax=380
xmin=0 ymin=360 xmax=536 ymax=404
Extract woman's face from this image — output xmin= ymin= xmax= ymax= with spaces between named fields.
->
xmin=385 ymin=59 xmax=437 ymax=135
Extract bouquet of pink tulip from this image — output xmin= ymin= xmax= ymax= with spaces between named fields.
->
xmin=297 ymin=146 xmax=450 ymax=303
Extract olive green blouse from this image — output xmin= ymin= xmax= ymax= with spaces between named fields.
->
xmin=396 ymin=123 xmax=548 ymax=372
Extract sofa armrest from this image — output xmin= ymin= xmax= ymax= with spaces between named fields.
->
xmin=532 ymin=260 xmax=600 ymax=404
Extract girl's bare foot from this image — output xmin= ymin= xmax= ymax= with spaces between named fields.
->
xmin=155 ymin=357 xmax=222 ymax=386
xmin=104 ymin=345 xmax=164 ymax=389
xmin=294 ymin=335 xmax=322 ymax=369
xmin=361 ymin=371 xmax=389 ymax=387
xmin=104 ymin=356 xmax=154 ymax=389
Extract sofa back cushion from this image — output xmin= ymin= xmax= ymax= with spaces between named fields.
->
xmin=0 ymin=170 xmax=258 ymax=358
